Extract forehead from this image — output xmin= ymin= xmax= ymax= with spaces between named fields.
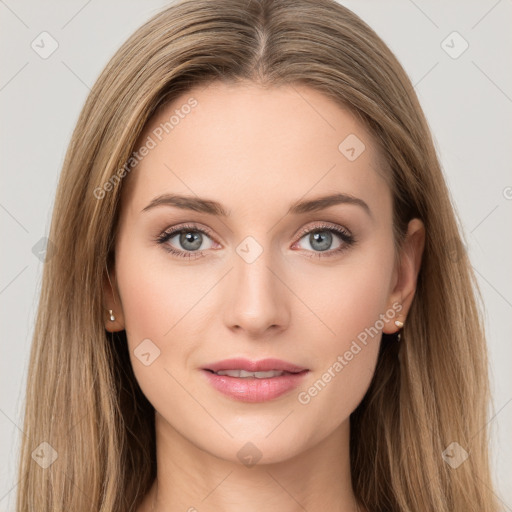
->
xmin=121 ymin=81 xmax=391 ymax=219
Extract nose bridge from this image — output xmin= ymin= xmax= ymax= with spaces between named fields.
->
xmin=225 ymin=234 xmax=288 ymax=334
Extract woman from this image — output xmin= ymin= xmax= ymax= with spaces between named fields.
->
xmin=16 ymin=0 xmax=499 ymax=510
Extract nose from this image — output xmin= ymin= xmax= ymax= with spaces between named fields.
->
xmin=223 ymin=244 xmax=290 ymax=338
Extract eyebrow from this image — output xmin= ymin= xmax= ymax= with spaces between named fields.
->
xmin=141 ymin=192 xmax=372 ymax=218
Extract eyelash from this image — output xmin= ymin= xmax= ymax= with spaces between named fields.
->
xmin=155 ymin=222 xmax=356 ymax=260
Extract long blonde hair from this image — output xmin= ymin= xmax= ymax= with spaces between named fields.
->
xmin=16 ymin=0 xmax=498 ymax=510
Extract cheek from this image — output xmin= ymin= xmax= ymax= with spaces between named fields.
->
xmin=114 ymin=238 xmax=227 ymax=385
xmin=300 ymin=241 xmax=394 ymax=355
xmin=294 ymin=243 xmax=394 ymax=419
xmin=114 ymin=240 xmax=213 ymax=419
xmin=115 ymin=236 xmax=205 ymax=341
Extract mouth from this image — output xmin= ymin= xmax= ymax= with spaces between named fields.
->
xmin=204 ymin=369 xmax=305 ymax=378
xmin=201 ymin=358 xmax=309 ymax=402
xmin=203 ymin=357 xmax=308 ymax=374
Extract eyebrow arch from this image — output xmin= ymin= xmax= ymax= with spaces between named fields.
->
xmin=141 ymin=194 xmax=229 ymax=216
xmin=288 ymin=193 xmax=372 ymax=218
xmin=141 ymin=192 xmax=372 ymax=218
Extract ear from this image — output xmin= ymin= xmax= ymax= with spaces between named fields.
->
xmin=102 ymin=264 xmax=125 ymax=332
xmin=382 ymin=218 xmax=425 ymax=335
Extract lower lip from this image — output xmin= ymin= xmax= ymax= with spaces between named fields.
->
xmin=202 ymin=370 xmax=309 ymax=402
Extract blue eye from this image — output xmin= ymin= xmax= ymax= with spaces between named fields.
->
xmin=156 ymin=223 xmax=214 ymax=260
xmin=293 ymin=223 xmax=355 ymax=259
xmin=155 ymin=222 xmax=355 ymax=260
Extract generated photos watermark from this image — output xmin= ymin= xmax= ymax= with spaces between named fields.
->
xmin=93 ymin=97 xmax=198 ymax=199
xmin=297 ymin=301 xmax=403 ymax=405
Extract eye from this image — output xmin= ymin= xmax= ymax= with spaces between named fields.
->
xmin=155 ymin=221 xmax=356 ymax=260
xmin=292 ymin=222 xmax=355 ymax=258
xmin=155 ymin=223 xmax=216 ymax=260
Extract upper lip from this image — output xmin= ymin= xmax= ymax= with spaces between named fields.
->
xmin=203 ymin=358 xmax=308 ymax=373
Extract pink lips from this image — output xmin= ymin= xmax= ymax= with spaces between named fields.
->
xmin=201 ymin=358 xmax=309 ymax=403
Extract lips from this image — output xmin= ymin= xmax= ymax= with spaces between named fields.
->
xmin=213 ymin=369 xmax=288 ymax=378
xmin=201 ymin=358 xmax=309 ymax=402
xmin=203 ymin=357 xmax=308 ymax=374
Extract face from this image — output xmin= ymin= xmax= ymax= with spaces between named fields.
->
xmin=104 ymin=81 xmax=423 ymax=464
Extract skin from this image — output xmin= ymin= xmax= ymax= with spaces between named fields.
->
xmin=103 ymin=81 xmax=425 ymax=512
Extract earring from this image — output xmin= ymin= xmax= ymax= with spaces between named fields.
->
xmin=108 ymin=309 xmax=115 ymax=322
xmin=394 ymin=319 xmax=404 ymax=342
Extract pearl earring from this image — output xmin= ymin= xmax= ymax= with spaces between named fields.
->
xmin=108 ymin=309 xmax=115 ymax=322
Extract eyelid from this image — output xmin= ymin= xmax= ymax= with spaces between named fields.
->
xmin=158 ymin=222 xmax=216 ymax=240
xmin=294 ymin=220 xmax=352 ymax=240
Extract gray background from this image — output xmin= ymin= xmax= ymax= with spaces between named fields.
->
xmin=1 ymin=0 xmax=511 ymax=509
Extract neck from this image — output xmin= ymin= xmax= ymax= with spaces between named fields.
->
xmin=142 ymin=411 xmax=362 ymax=512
